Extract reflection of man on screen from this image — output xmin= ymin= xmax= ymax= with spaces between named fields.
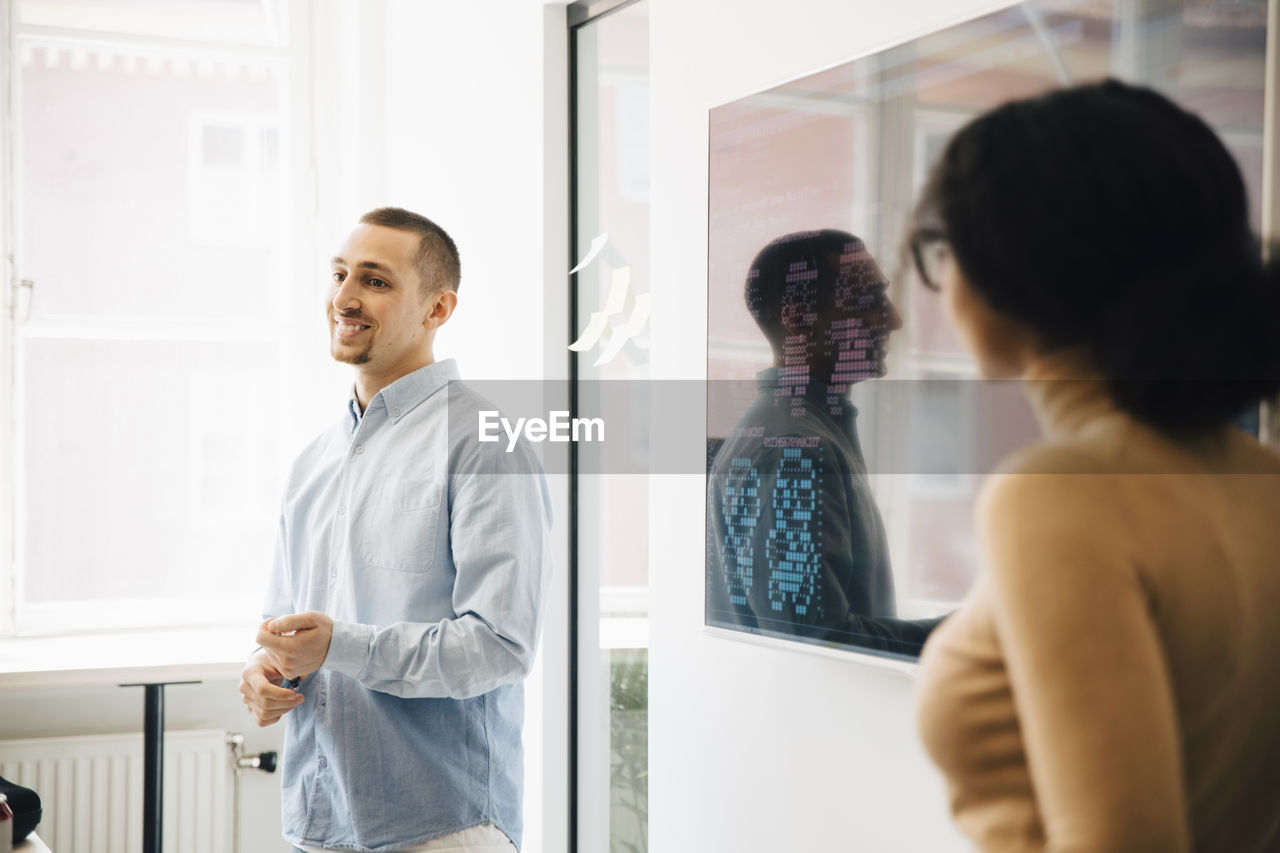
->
xmin=706 ymin=229 xmax=938 ymax=654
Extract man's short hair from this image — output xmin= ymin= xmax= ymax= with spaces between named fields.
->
xmin=359 ymin=207 xmax=462 ymax=296
xmin=745 ymin=229 xmax=868 ymax=345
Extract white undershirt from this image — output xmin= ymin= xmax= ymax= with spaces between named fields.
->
xmin=297 ymin=823 xmax=516 ymax=853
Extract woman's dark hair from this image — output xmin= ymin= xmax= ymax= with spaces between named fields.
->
xmin=912 ymin=78 xmax=1280 ymax=434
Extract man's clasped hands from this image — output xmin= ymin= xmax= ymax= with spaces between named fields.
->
xmin=238 ymin=611 xmax=335 ymax=727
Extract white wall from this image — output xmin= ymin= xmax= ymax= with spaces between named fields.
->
xmin=381 ymin=0 xmax=569 ymax=384
xmin=647 ymin=1 xmax=1013 ymax=850
xmin=378 ymin=4 xmax=572 ymax=853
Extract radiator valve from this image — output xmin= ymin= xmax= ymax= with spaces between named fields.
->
xmin=237 ymin=751 xmax=277 ymax=773
xmin=227 ymin=733 xmax=278 ymax=774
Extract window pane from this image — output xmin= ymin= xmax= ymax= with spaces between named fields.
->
xmin=22 ymin=339 xmax=285 ymax=610
xmin=19 ymin=0 xmax=288 ymax=47
xmin=20 ymin=41 xmax=290 ymax=319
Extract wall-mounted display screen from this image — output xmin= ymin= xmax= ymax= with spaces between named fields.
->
xmin=705 ymin=0 xmax=1270 ymax=659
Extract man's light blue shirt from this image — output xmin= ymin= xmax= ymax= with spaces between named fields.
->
xmin=265 ymin=359 xmax=553 ymax=852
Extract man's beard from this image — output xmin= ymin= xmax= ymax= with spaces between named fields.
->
xmin=824 ymin=331 xmax=889 ymax=386
xmin=332 ymin=342 xmax=373 ymax=365
xmin=330 ymin=314 xmax=374 ymax=365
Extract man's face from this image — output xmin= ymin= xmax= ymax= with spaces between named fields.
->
xmin=823 ymin=250 xmax=903 ymax=385
xmin=327 ymin=223 xmax=432 ymax=374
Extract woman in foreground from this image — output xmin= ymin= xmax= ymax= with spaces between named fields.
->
xmin=912 ymin=79 xmax=1280 ymax=852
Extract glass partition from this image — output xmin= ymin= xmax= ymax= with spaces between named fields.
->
xmin=573 ymin=3 xmax=651 ymax=852
xmin=705 ymin=0 xmax=1271 ymax=659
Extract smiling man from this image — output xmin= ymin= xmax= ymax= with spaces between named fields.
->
xmin=239 ymin=207 xmax=553 ymax=853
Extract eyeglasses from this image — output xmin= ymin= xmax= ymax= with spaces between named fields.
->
xmin=909 ymin=228 xmax=950 ymax=292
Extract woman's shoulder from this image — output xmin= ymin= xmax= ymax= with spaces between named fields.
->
xmin=976 ymin=436 xmax=1141 ymax=544
xmin=995 ymin=410 xmax=1280 ymax=477
xmin=978 ymin=425 xmax=1280 ymax=555
xmin=994 ymin=440 xmax=1114 ymax=476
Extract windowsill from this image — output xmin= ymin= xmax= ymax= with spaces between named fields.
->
xmin=0 ymin=623 xmax=259 ymax=689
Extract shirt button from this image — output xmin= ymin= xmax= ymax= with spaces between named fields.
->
xmin=354 ymin=445 xmax=364 ymax=455
xmin=337 ymin=506 xmax=346 ymax=516
xmin=392 ymin=408 xmax=401 ymax=418
xmin=317 ymin=756 xmax=328 ymax=768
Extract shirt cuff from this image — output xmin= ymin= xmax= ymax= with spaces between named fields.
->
xmin=323 ymin=620 xmax=374 ymax=679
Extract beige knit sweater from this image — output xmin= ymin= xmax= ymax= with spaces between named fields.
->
xmin=916 ymin=358 xmax=1280 ymax=852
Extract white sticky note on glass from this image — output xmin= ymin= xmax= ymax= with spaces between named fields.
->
xmin=592 ymin=294 xmax=651 ymax=366
xmin=603 ymin=267 xmax=631 ymax=315
xmin=569 ymin=311 xmax=609 ymax=351
xmin=569 ymin=232 xmax=609 ymax=275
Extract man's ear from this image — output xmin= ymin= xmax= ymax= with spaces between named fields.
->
xmin=423 ymin=289 xmax=458 ymax=329
xmin=780 ymin=301 xmax=816 ymax=334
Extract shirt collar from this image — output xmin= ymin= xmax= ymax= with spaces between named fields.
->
xmin=346 ymin=359 xmax=461 ymax=431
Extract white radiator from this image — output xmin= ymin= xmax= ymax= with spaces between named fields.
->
xmin=0 ymin=729 xmax=229 ymax=853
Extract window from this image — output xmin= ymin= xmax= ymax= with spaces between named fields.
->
xmin=2 ymin=0 xmax=312 ymax=634
xmin=189 ymin=114 xmax=283 ymax=246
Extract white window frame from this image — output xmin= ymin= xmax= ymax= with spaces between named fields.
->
xmin=1 ymin=0 xmax=18 ymax=637
xmin=0 ymin=1 xmax=322 ymax=638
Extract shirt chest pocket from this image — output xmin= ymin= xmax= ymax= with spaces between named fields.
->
xmin=355 ymin=476 xmax=445 ymax=573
